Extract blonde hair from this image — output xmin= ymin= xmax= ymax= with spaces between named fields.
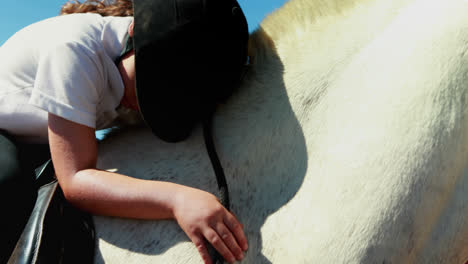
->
xmin=60 ymin=0 xmax=133 ymax=16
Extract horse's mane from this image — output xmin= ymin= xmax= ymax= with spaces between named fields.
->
xmin=263 ymin=0 xmax=361 ymax=37
xmin=248 ymin=0 xmax=364 ymax=64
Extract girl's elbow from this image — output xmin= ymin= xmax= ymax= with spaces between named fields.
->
xmin=56 ymin=170 xmax=82 ymax=204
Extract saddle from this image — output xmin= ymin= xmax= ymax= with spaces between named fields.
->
xmin=8 ymin=160 xmax=95 ymax=264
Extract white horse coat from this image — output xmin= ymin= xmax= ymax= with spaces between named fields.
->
xmin=95 ymin=0 xmax=468 ymax=263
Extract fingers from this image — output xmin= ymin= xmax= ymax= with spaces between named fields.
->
xmin=193 ymin=224 xmax=244 ymax=264
xmin=203 ymin=228 xmax=237 ymax=263
xmin=176 ymin=190 xmax=248 ymax=264
xmin=191 ymin=234 xmax=213 ymax=264
xmin=214 ymin=223 xmax=244 ymax=261
xmin=224 ymin=212 xmax=249 ymax=251
xmin=204 ymin=210 xmax=248 ymax=263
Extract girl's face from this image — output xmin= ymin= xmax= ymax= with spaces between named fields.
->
xmin=118 ymin=49 xmax=139 ymax=111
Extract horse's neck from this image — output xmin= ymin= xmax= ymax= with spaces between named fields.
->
xmin=213 ymin=0 xmax=415 ymax=157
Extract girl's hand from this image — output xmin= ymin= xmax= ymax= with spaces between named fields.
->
xmin=173 ymin=187 xmax=248 ymax=264
xmin=48 ymin=113 xmax=246 ymax=263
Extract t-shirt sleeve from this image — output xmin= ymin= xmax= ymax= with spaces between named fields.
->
xmin=29 ymin=42 xmax=104 ymax=129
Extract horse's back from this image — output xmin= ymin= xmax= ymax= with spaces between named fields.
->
xmin=95 ymin=0 xmax=468 ymax=263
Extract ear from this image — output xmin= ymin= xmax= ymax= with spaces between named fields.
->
xmin=128 ymin=20 xmax=134 ymax=37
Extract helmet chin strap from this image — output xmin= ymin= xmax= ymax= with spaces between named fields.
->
xmin=202 ymin=60 xmax=249 ymax=263
xmin=202 ymin=113 xmax=230 ymax=264
xmin=203 ymin=115 xmax=230 ymax=208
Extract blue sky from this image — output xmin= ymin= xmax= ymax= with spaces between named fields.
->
xmin=0 ymin=0 xmax=288 ymax=46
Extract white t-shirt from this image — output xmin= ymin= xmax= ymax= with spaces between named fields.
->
xmin=0 ymin=13 xmax=133 ymax=143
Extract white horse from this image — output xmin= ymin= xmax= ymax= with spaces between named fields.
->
xmin=95 ymin=0 xmax=468 ymax=263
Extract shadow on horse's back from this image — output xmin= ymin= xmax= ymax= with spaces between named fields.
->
xmin=95 ymin=0 xmax=468 ymax=262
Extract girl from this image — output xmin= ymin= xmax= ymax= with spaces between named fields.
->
xmin=0 ymin=0 xmax=249 ymax=263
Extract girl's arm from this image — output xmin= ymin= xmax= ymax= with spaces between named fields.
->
xmin=48 ymin=113 xmax=247 ymax=264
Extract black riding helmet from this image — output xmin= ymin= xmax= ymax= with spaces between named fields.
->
xmin=132 ymin=0 xmax=249 ymax=142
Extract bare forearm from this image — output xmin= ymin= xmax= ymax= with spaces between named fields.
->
xmin=62 ymin=168 xmax=184 ymax=220
xmin=47 ymin=114 xmax=248 ymax=263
